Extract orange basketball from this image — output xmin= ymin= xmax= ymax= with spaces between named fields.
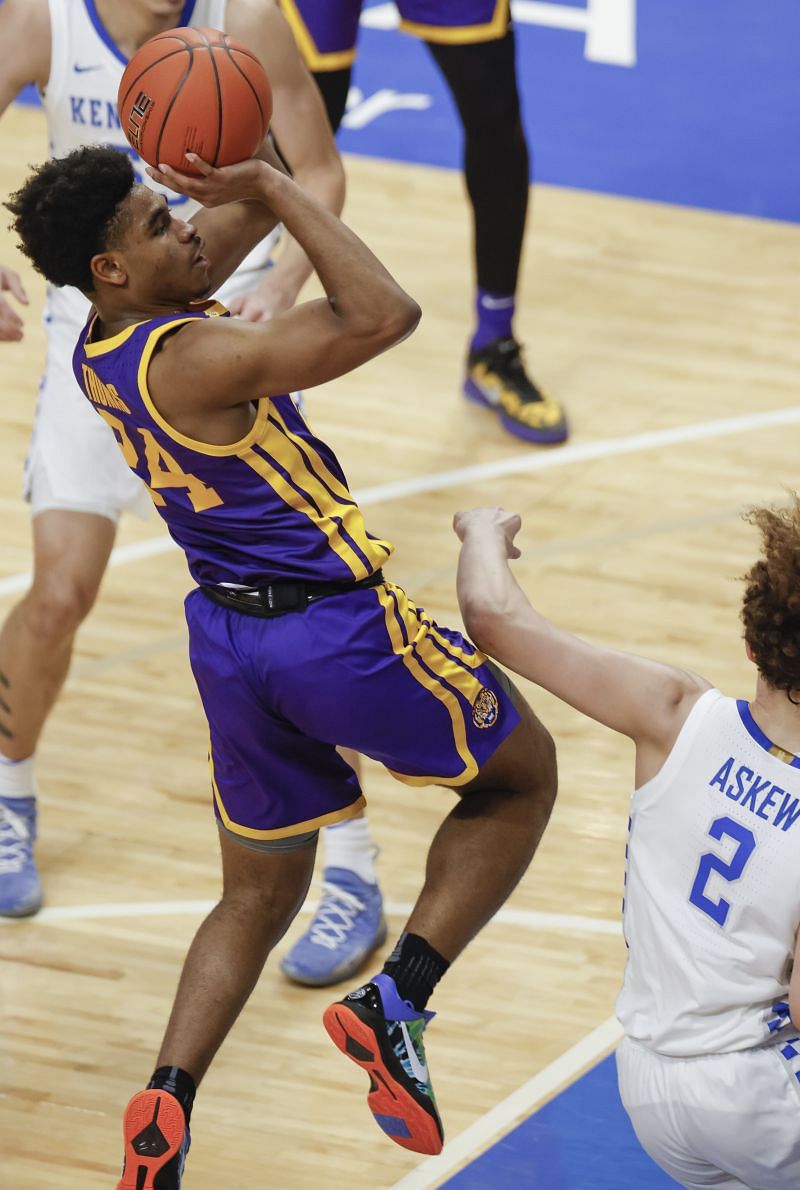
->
xmin=117 ymin=26 xmax=272 ymax=174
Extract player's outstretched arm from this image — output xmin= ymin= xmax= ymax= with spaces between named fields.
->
xmin=225 ymin=0 xmax=346 ymax=321
xmin=454 ymin=507 xmax=710 ymax=748
xmin=147 ymin=157 xmax=420 ymax=410
xmin=0 ymin=265 xmax=29 ymax=341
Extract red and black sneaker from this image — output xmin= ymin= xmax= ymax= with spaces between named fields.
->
xmin=117 ymin=1089 xmax=189 ymax=1190
xmin=323 ymin=973 xmax=444 ymax=1155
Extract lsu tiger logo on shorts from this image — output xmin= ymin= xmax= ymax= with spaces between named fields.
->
xmin=472 ymin=687 xmax=499 ymax=728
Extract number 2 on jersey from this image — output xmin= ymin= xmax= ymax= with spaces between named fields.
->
xmin=689 ymin=815 xmax=756 ymax=927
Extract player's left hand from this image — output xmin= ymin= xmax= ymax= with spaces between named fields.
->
xmin=453 ymin=507 xmax=522 ymax=559
xmin=0 ymin=265 xmax=29 ymax=342
xmin=228 ymin=277 xmax=298 ymax=323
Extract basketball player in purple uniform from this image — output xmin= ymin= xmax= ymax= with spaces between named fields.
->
xmin=280 ymin=0 xmax=568 ymax=446
xmin=0 ymin=0 xmax=358 ymax=924
xmin=7 ymin=144 xmax=557 ymax=1186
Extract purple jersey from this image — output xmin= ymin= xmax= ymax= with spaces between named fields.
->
xmin=72 ymin=302 xmax=393 ymax=586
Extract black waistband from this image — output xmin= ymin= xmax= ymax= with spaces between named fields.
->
xmin=199 ymin=569 xmax=384 ymax=618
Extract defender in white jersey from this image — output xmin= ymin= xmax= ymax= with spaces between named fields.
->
xmin=454 ymin=501 xmax=800 ymax=1189
xmin=0 ymin=0 xmax=364 ymax=918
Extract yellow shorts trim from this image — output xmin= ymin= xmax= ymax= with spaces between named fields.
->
xmin=400 ymin=0 xmax=510 ymax=45
xmin=210 ymin=749 xmax=366 ymax=840
xmin=377 ymin=583 xmax=481 ymax=786
xmin=280 ymin=0 xmax=358 ymax=71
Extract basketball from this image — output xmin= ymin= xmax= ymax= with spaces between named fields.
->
xmin=117 ymin=26 xmax=272 ymax=174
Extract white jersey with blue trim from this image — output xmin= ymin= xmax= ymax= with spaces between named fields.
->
xmin=41 ymin=0 xmax=272 ymax=327
xmin=617 ymin=687 xmax=800 ymax=1057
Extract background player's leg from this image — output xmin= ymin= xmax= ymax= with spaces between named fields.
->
xmin=427 ymin=32 xmax=568 ymax=444
xmin=0 ymin=508 xmax=115 ymax=916
xmin=324 ymin=677 xmax=556 ymax=1154
xmin=312 ymin=66 xmax=352 ymax=133
xmin=280 ymin=744 xmax=387 ymax=987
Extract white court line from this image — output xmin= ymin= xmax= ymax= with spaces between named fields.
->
xmin=392 ymin=1016 xmax=624 ymax=1190
xmin=1 ymin=405 xmax=799 ymax=599
xmin=0 ymin=897 xmax=621 ymax=933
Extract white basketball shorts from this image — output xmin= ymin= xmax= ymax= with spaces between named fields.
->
xmin=617 ymin=1035 xmax=800 ymax=1189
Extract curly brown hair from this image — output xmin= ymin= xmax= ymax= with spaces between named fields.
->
xmin=5 ymin=146 xmax=134 ymax=293
xmin=741 ymin=495 xmax=800 ymax=701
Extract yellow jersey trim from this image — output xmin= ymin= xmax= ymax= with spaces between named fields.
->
xmin=82 ymin=301 xmax=226 ymax=358
xmin=209 ymin=748 xmax=366 ymax=839
xmin=135 ymin=313 xmax=271 ymax=457
xmin=376 ymin=583 xmax=480 ymax=787
xmin=399 ymin=0 xmax=509 ymax=45
xmin=262 ymin=410 xmax=393 ymax=569
xmin=241 ymin=445 xmax=369 ymax=579
xmin=280 ymin=0 xmax=357 ymax=71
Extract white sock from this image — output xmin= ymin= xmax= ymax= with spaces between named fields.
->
xmin=0 ymin=753 xmax=37 ymax=802
xmin=323 ymin=816 xmax=378 ymax=884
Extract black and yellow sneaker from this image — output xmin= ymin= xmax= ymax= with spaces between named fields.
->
xmin=323 ymin=973 xmax=444 ymax=1155
xmin=464 ymin=336 xmax=568 ymax=444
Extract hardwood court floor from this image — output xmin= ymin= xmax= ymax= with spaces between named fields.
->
xmin=1 ymin=100 xmax=799 ymax=1188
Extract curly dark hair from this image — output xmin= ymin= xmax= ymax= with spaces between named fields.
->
xmin=741 ymin=495 xmax=800 ymax=701
xmin=5 ymin=145 xmax=135 ymax=293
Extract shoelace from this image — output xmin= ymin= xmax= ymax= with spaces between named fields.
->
xmin=307 ymin=881 xmax=366 ymax=950
xmin=0 ymin=803 xmax=32 ymax=874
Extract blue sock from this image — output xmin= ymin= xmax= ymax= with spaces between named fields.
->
xmin=471 ymin=287 xmax=516 ymax=352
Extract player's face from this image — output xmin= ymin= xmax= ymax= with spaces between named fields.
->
xmin=121 ymin=187 xmax=211 ymax=303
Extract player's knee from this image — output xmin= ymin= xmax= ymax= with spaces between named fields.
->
xmin=26 ymin=573 xmax=97 ymax=643
xmin=221 ymin=879 xmax=305 ymax=937
xmin=508 ymin=711 xmax=558 ymax=822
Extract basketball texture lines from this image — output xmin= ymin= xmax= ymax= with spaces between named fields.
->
xmin=117 ymin=26 xmax=272 ymax=172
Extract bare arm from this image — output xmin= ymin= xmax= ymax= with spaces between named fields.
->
xmin=146 ymin=157 xmax=419 ymax=412
xmin=224 ymin=0 xmax=345 ymax=320
xmin=0 ymin=0 xmax=50 ymax=113
xmin=0 ymin=0 xmax=50 ymax=341
xmin=453 ymin=508 xmax=710 ymax=749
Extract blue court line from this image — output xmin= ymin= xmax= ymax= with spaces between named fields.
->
xmin=442 ymin=1053 xmax=681 ymax=1189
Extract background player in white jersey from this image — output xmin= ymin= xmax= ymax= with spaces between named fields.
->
xmin=0 ymin=0 xmax=389 ymax=947
xmin=453 ymin=501 xmax=800 ymax=1189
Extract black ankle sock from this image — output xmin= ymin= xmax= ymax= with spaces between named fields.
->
xmin=147 ymin=1066 xmax=196 ymax=1127
xmin=382 ymin=932 xmax=450 ymax=1013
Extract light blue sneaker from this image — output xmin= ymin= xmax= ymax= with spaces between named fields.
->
xmin=279 ymin=867 xmax=387 ymax=987
xmin=0 ymin=795 xmax=42 ymax=917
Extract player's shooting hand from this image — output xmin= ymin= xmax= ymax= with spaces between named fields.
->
xmin=453 ymin=508 xmax=522 ymax=559
xmin=0 ymin=265 xmax=29 ymax=342
xmin=146 ymin=154 xmax=282 ymax=209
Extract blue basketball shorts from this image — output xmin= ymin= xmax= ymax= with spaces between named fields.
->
xmin=185 ymin=579 xmax=520 ymax=844
xmin=280 ymin=0 xmax=510 ymax=69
